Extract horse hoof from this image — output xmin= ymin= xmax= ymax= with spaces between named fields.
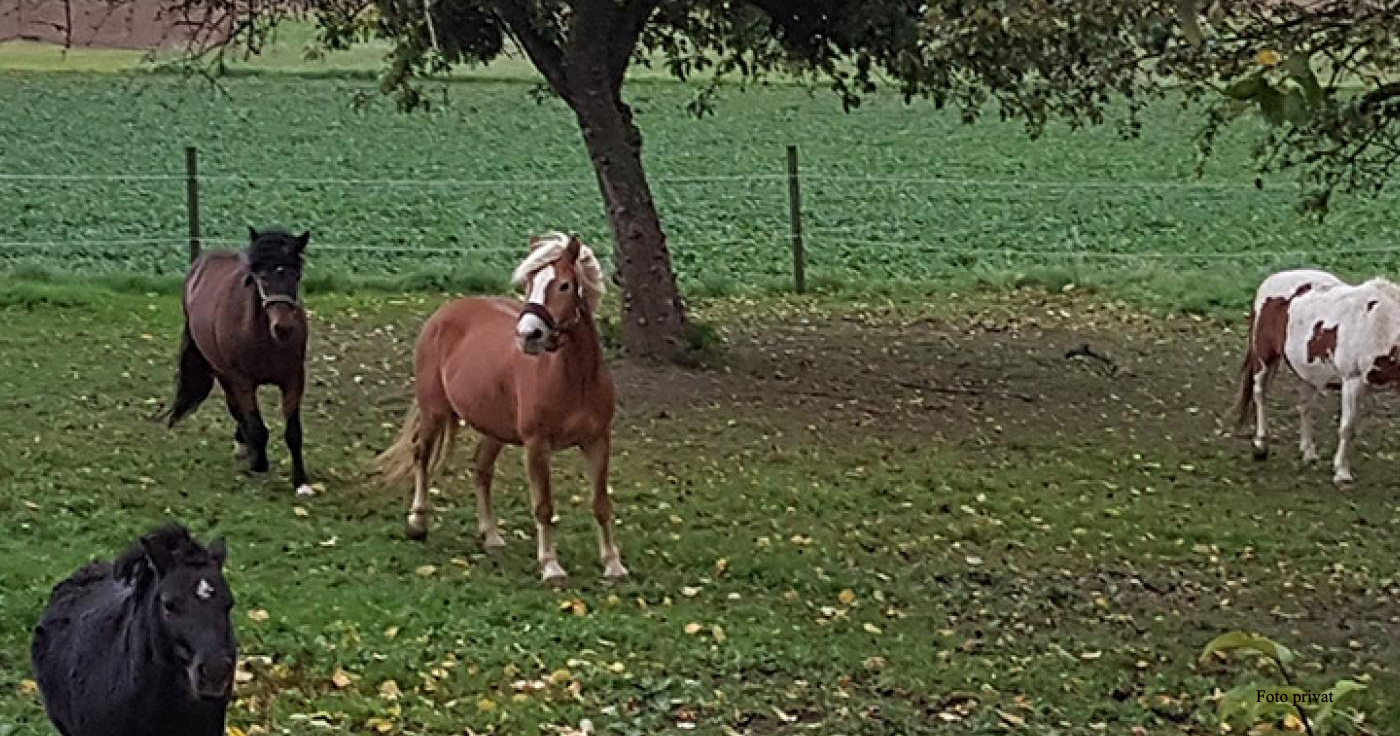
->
xmin=1301 ymin=451 xmax=1320 ymax=464
xmin=294 ymin=484 xmax=316 ymax=497
xmin=1333 ymin=472 xmax=1354 ymax=486
xmin=603 ymin=561 xmax=630 ymax=580
xmin=1252 ymin=445 xmax=1269 ymax=461
xmin=405 ymin=521 xmax=429 ymax=541
xmin=542 ymin=573 xmax=570 ymax=589
xmin=233 ymin=442 xmax=249 ymax=459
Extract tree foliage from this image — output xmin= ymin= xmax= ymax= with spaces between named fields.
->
xmin=180 ymin=1 xmax=1400 ymax=221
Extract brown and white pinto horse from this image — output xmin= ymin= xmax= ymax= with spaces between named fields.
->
xmin=165 ymin=227 xmax=314 ymax=497
xmin=378 ymin=232 xmax=625 ymax=584
xmin=1236 ymin=267 xmax=1400 ymax=484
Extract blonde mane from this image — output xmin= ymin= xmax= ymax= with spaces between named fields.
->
xmin=511 ymin=232 xmax=606 ymax=314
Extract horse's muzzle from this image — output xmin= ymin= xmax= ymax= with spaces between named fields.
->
xmin=190 ymin=657 xmax=235 ymax=700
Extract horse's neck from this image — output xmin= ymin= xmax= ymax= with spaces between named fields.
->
xmin=557 ymin=315 xmax=605 ymax=384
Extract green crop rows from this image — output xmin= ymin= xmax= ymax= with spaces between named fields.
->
xmin=2 ymin=73 xmax=1399 ymax=292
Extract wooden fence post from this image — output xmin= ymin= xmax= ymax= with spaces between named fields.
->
xmin=185 ymin=146 xmax=201 ymax=263
xmin=785 ymin=144 xmax=806 ymax=294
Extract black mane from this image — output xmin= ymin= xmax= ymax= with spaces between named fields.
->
xmin=113 ymin=524 xmax=213 ymax=583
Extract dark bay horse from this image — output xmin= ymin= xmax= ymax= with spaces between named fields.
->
xmin=378 ymin=232 xmax=626 ymax=585
xmin=32 ymin=525 xmax=237 ymax=736
xmin=165 ymin=227 xmax=315 ymax=497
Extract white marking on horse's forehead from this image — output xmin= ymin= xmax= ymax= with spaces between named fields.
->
xmin=196 ymin=579 xmax=214 ymax=600
xmin=526 ymin=265 xmax=556 ymax=305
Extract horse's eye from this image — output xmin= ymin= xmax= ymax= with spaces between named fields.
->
xmin=559 ymin=282 xmax=572 ymax=293
xmin=162 ymin=598 xmax=178 ymax=615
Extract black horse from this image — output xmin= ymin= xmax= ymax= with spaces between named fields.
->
xmin=31 ymin=525 xmax=237 ymax=736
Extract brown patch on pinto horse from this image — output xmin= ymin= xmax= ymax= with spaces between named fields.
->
xmin=1251 ymin=297 xmax=1292 ymax=369
xmin=1234 ymin=283 xmax=1316 ymax=425
xmin=1367 ymin=347 xmax=1400 ymax=386
xmin=1306 ymin=320 xmax=1338 ymax=363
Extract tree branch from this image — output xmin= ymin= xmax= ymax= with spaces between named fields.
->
xmin=491 ymin=1 xmax=569 ymax=98
xmin=607 ymin=0 xmax=660 ymax=87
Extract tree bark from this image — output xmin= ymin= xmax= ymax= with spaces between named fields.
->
xmin=569 ymin=86 xmax=691 ymax=363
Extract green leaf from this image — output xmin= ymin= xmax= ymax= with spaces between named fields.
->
xmin=1178 ymin=0 xmax=1203 ymax=47
xmin=1314 ymin=679 xmax=1368 ymax=724
xmin=1224 ymin=74 xmax=1265 ymax=101
xmin=1219 ymin=683 xmax=1306 ymax=725
xmin=1282 ymin=88 xmax=1310 ymax=125
xmin=1285 ymin=52 xmax=1325 ymax=106
xmin=1258 ymin=86 xmax=1285 ymax=125
xmin=1200 ymin=631 xmax=1295 ymax=668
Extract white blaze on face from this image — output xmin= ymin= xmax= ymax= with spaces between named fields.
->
xmin=516 ymin=265 xmax=555 ymax=341
xmin=196 ymin=579 xmax=214 ymax=600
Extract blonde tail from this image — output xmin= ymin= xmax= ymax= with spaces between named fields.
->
xmin=376 ymin=402 xmax=456 ymax=487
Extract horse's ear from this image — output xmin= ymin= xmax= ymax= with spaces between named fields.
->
xmin=565 ymin=235 xmax=582 ymax=261
xmin=247 ymin=226 xmax=259 ymax=242
xmin=139 ymin=533 xmax=177 ymax=577
xmin=243 ymin=272 xmax=254 ymax=287
xmin=295 ymin=231 xmax=310 ymax=253
xmin=208 ymin=538 xmax=228 ymax=568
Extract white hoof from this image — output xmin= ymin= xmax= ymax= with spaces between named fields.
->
xmin=294 ymin=484 xmax=316 ymax=497
xmin=1301 ymin=448 xmax=1320 ymax=464
xmin=234 ymin=442 xmax=249 ymax=459
xmin=482 ymin=531 xmax=507 ymax=550
xmin=1333 ymin=469 xmax=1354 ymax=485
xmin=603 ymin=559 xmax=629 ymax=579
xmin=541 ymin=560 xmax=569 ymax=585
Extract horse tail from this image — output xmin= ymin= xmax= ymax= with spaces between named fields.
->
xmin=164 ymin=324 xmax=214 ymax=427
xmin=1233 ymin=307 xmax=1259 ymax=427
xmin=376 ymin=402 xmax=456 ymax=487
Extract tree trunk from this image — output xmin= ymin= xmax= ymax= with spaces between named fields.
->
xmin=569 ymin=88 xmax=691 ymax=363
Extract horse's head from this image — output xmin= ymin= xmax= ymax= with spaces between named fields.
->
xmin=511 ymin=233 xmax=604 ymax=356
xmin=116 ymin=526 xmax=237 ymax=701
xmin=243 ymin=227 xmax=309 ymax=344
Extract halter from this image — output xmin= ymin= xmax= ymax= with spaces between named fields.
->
xmin=519 ymin=299 xmax=586 ymax=353
xmin=250 ymin=274 xmax=301 ymax=310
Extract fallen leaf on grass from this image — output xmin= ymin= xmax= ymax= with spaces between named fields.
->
xmin=378 ymin=680 xmax=401 ymax=701
xmin=17 ymin=679 xmax=37 ymax=696
xmin=838 ymin=589 xmax=857 ymax=605
xmin=559 ymin=598 xmax=587 ymax=616
xmin=331 ymin=669 xmax=354 ymax=689
xmin=414 ymin=565 xmax=437 ymax=577
xmin=684 ymin=622 xmax=703 ymax=635
xmin=247 ymin=609 xmax=269 ymax=623
xmin=997 ymin=709 xmax=1026 ymax=728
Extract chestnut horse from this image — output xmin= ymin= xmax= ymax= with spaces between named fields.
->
xmin=378 ymin=232 xmax=626 ymax=584
xmin=164 ymin=227 xmax=315 ymax=497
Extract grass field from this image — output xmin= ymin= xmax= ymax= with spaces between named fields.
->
xmin=0 ymin=284 xmax=1397 ymax=735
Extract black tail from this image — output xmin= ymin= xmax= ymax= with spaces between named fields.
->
xmin=164 ymin=325 xmax=214 ymax=427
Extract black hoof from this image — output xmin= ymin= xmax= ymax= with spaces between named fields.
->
xmin=1252 ymin=445 xmax=1269 ymax=461
xmin=404 ymin=524 xmax=428 ymax=542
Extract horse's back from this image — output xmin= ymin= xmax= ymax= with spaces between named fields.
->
xmin=32 ymin=561 xmax=125 ymax=733
xmin=1254 ymin=268 xmax=1345 ymax=311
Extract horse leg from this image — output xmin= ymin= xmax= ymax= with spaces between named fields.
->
xmin=582 ymin=436 xmax=628 ymax=579
xmin=472 ymin=436 xmax=506 ymax=549
xmin=1333 ymin=377 xmax=1365 ymax=485
xmin=406 ymin=410 xmax=450 ymax=540
xmin=1251 ymin=367 xmax=1271 ymax=460
xmin=525 ymin=439 xmax=567 ymax=585
xmin=281 ymin=375 xmax=313 ymax=497
xmin=219 ymin=377 xmax=249 ymax=460
xmin=1297 ymin=382 xmax=1321 ymax=463
xmin=224 ymin=380 xmax=267 ymax=473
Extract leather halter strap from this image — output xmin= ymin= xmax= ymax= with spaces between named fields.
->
xmin=520 ymin=302 xmax=556 ymax=331
xmin=251 ymin=274 xmax=301 ymax=310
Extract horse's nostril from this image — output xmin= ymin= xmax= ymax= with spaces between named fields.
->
xmin=528 ymin=329 xmax=544 ymax=341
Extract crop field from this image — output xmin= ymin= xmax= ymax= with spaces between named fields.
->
xmin=3 ymin=70 xmax=1400 ymax=310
